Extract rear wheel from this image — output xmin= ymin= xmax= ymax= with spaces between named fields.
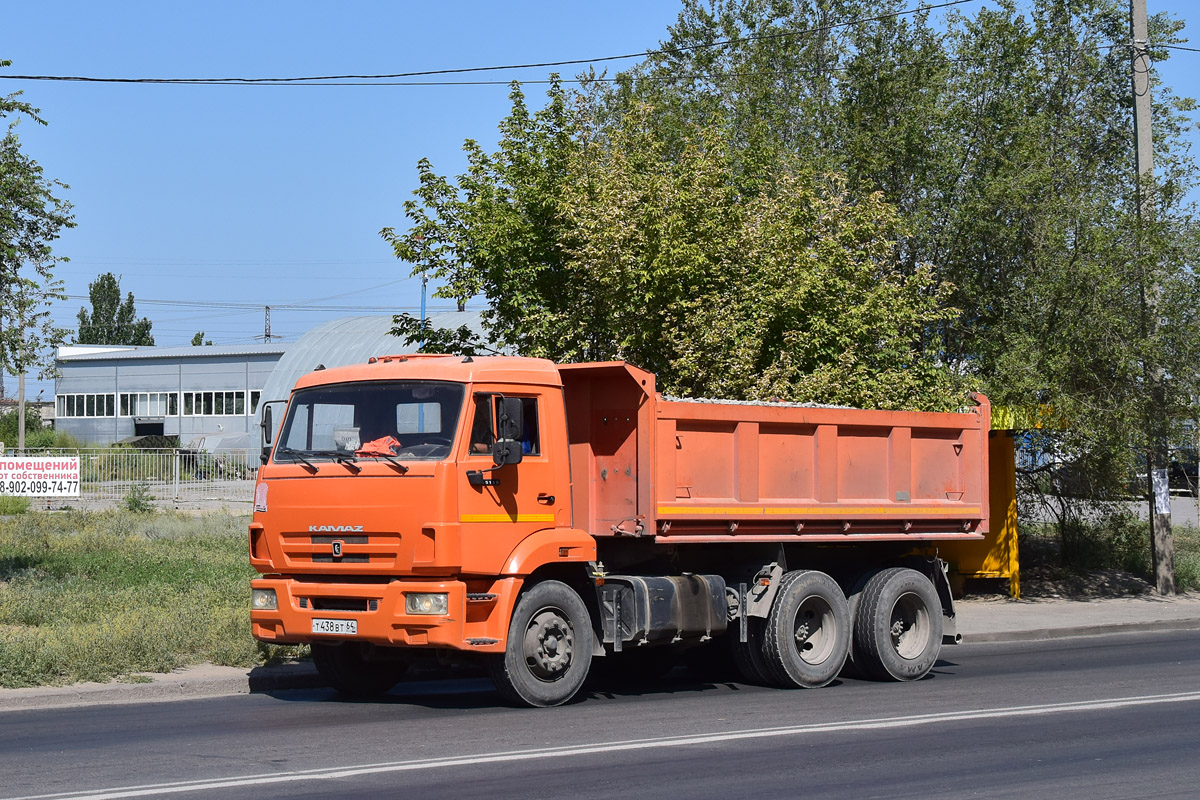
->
xmin=489 ymin=580 xmax=593 ymax=707
xmin=852 ymin=567 xmax=943 ymax=682
xmin=311 ymin=642 xmax=408 ymax=697
xmin=760 ymin=570 xmax=851 ymax=689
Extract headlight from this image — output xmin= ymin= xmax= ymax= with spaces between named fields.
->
xmin=405 ymin=593 xmax=448 ymax=615
xmin=251 ymin=588 xmax=278 ymax=611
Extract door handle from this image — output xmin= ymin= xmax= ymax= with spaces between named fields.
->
xmin=537 ymin=493 xmax=555 ymax=504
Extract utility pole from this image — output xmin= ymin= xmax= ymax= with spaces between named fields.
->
xmin=419 ymin=267 xmax=428 ymax=350
xmin=1131 ymin=0 xmax=1175 ymax=595
xmin=16 ymin=361 xmax=25 ymax=453
xmin=256 ymin=305 xmax=282 ymax=343
xmin=16 ymin=311 xmax=26 ymax=453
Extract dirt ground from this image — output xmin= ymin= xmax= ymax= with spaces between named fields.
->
xmin=1018 ymin=564 xmax=1153 ymax=599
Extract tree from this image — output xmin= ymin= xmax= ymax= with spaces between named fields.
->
xmin=383 ymin=82 xmax=960 ymax=409
xmin=1 ymin=59 xmax=75 ymax=449
xmin=190 ymin=331 xmax=212 ymax=346
xmin=76 ymin=272 xmax=154 ymax=345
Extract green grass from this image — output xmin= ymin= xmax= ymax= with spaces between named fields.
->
xmin=1176 ymin=525 xmax=1200 ymax=591
xmin=0 ymin=509 xmax=303 ymax=688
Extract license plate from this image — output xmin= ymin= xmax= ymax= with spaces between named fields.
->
xmin=312 ymin=618 xmax=357 ymax=635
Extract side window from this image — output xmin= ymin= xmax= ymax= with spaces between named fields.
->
xmin=518 ymin=398 xmax=540 ymax=456
xmin=469 ymin=395 xmax=495 ymax=455
xmin=469 ymin=395 xmax=540 ymax=456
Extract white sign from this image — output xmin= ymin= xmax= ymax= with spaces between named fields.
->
xmin=0 ymin=457 xmax=81 ymax=497
xmin=1152 ymin=467 xmax=1171 ymax=515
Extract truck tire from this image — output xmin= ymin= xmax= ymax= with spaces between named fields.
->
xmin=489 ymin=580 xmax=593 ymax=707
xmin=761 ymin=570 xmax=851 ymax=689
xmin=311 ymin=642 xmax=408 ymax=697
xmin=852 ymin=567 xmax=943 ymax=682
xmin=729 ymin=618 xmax=773 ymax=686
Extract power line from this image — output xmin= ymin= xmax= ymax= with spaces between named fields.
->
xmin=63 ymin=294 xmax=469 ymax=313
xmin=0 ymin=0 xmax=982 ymax=87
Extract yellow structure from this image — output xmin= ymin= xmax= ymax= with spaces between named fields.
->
xmin=938 ymin=431 xmax=1021 ymax=597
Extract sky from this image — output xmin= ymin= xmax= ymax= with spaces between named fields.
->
xmin=2 ymin=0 xmax=1198 ymax=401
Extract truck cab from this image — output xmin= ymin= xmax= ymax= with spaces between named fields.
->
xmin=250 ymin=355 xmax=596 ymax=701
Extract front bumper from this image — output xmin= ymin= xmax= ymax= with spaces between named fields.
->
xmin=250 ymin=575 xmax=521 ymax=654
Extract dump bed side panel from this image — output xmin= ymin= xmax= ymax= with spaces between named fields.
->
xmin=654 ymin=398 xmax=989 ymax=543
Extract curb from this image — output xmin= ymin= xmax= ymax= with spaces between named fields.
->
xmin=248 ymin=662 xmax=324 ymax=693
xmin=962 ymin=617 xmax=1200 ymax=644
xmin=0 ymin=662 xmax=324 ymax=714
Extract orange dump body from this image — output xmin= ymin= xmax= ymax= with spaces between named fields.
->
xmin=561 ymin=361 xmax=989 ymax=545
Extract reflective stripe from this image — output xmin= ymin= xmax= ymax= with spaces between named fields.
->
xmin=461 ymin=513 xmax=556 ymax=523
xmin=657 ymin=505 xmax=982 ymax=517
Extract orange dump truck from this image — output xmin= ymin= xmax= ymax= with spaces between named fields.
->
xmin=250 ymin=356 xmax=989 ymax=706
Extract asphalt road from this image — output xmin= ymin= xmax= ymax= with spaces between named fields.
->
xmin=4 ymin=630 xmax=1200 ymax=800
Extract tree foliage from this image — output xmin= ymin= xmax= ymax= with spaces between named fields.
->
xmin=77 ymin=272 xmax=155 ymax=346
xmin=0 ymin=59 xmax=73 ymax=386
xmin=383 ymin=81 xmax=959 ymax=409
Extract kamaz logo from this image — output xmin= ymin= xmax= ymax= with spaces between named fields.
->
xmin=308 ymin=525 xmax=364 ymax=532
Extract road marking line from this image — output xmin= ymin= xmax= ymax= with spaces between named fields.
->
xmin=10 ymin=689 xmax=1200 ymax=800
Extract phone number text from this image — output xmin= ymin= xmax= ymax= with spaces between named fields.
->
xmin=1 ymin=480 xmax=80 ymax=496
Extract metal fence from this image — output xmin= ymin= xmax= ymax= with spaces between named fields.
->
xmin=14 ymin=448 xmax=258 ymax=511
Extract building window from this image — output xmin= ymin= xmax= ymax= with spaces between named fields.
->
xmin=57 ymin=393 xmax=116 ymax=418
xmin=181 ymin=390 xmax=252 ymax=416
xmin=118 ymin=392 xmax=179 ymax=417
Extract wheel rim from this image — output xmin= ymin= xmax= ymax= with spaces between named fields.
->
xmin=793 ymin=595 xmax=837 ymax=665
xmin=523 ymin=606 xmax=574 ymax=682
xmin=890 ymin=591 xmax=931 ymax=660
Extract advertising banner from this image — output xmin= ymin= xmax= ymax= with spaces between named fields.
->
xmin=0 ymin=457 xmax=82 ymax=496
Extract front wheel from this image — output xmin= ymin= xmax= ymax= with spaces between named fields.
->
xmin=489 ymin=580 xmax=593 ymax=707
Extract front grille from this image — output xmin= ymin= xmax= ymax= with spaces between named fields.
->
xmin=279 ymin=531 xmax=401 ymax=568
xmin=309 ymin=597 xmax=373 ymax=612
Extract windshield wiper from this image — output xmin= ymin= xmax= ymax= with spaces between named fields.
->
xmin=277 ymin=447 xmax=318 ymax=473
xmin=305 ymin=449 xmax=363 ymax=474
xmin=360 ymin=452 xmax=410 ymax=474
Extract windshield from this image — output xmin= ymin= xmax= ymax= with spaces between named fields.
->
xmin=275 ymin=381 xmax=465 ymax=463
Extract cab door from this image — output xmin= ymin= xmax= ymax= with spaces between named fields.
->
xmin=457 ymin=390 xmax=566 ymax=574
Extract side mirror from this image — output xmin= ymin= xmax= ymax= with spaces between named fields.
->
xmin=492 ymin=397 xmax=524 ymax=467
xmin=259 ymin=401 xmax=286 ymax=464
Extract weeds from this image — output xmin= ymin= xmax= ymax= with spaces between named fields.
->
xmin=0 ymin=509 xmax=302 ymax=688
xmin=0 ymin=496 xmax=30 ymax=515
xmin=122 ymin=482 xmax=155 ymax=514
xmin=1024 ymin=516 xmax=1200 ymax=592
